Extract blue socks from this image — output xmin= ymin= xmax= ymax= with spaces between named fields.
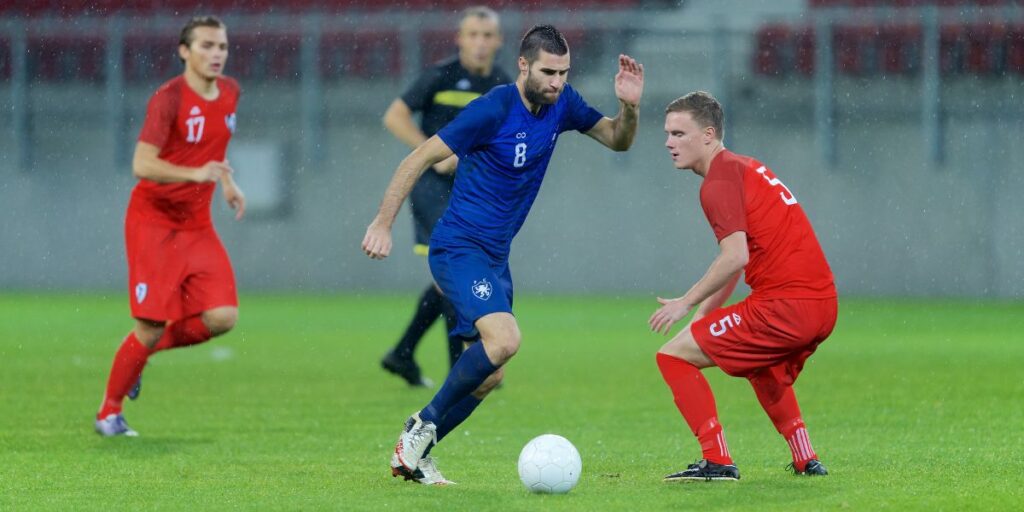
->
xmin=420 ymin=341 xmax=497 ymax=424
xmin=436 ymin=395 xmax=483 ymax=442
xmin=423 ymin=394 xmax=484 ymax=457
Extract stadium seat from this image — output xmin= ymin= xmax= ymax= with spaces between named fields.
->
xmin=28 ymin=36 xmax=105 ymax=82
xmin=879 ymin=25 xmax=920 ymax=75
xmin=833 ymin=25 xmax=869 ymax=76
xmin=0 ymin=0 xmax=641 ymax=16
xmin=794 ymin=28 xmax=816 ymax=76
xmin=123 ymin=35 xmax=179 ymax=84
xmin=1006 ymin=25 xmax=1024 ymax=74
xmin=319 ymin=31 xmax=401 ymax=81
xmin=754 ymin=24 xmax=791 ymax=77
xmin=754 ymin=3 xmax=1021 ymax=79
xmin=0 ymin=38 xmax=10 ymax=80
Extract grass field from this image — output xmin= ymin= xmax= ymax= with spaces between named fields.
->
xmin=1 ymin=293 xmax=1022 ymax=510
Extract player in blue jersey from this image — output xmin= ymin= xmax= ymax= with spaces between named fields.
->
xmin=362 ymin=25 xmax=644 ymax=485
xmin=379 ymin=7 xmax=511 ymax=388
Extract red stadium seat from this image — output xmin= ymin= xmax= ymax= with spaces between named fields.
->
xmin=753 ymin=24 xmax=791 ymax=77
xmin=319 ymin=31 xmax=401 ymax=81
xmin=879 ymin=25 xmax=920 ymax=75
xmin=794 ymin=28 xmax=816 ymax=76
xmin=808 ymin=0 xmax=1013 ymax=6
xmin=419 ymin=31 xmax=458 ymax=69
xmin=1006 ymin=25 xmax=1024 ymax=74
xmin=0 ymin=0 xmax=641 ymax=16
xmin=833 ymin=25 xmax=871 ymax=76
xmin=123 ymin=35 xmax=180 ymax=84
xmin=939 ymin=24 xmax=966 ymax=75
xmin=0 ymin=38 xmax=10 ymax=80
xmin=964 ymin=23 xmax=1005 ymax=75
xmin=28 ymin=36 xmax=106 ymax=82
xmin=227 ymin=34 xmax=303 ymax=81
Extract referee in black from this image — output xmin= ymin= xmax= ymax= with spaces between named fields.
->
xmin=380 ymin=6 xmax=512 ymax=387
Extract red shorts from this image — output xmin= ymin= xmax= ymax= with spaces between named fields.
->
xmin=691 ymin=297 xmax=837 ymax=385
xmin=125 ymin=216 xmax=237 ymax=322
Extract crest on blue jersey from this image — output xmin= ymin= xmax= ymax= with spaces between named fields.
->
xmin=471 ymin=279 xmax=493 ymax=301
xmin=135 ymin=283 xmax=148 ymax=304
xmin=225 ymin=113 xmax=237 ymax=133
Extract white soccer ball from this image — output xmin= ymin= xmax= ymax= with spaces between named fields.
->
xmin=517 ymin=434 xmax=582 ymax=494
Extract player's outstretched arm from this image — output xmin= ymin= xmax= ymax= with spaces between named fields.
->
xmin=362 ymin=136 xmax=455 ymax=260
xmin=649 ymin=231 xmax=748 ymax=334
xmin=585 ymin=54 xmax=644 ymax=151
xmin=132 ymin=142 xmax=229 ymax=183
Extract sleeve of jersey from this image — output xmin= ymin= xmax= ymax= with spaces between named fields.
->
xmin=400 ymin=68 xmax=439 ymax=112
xmin=700 ymin=179 xmax=748 ymax=242
xmin=560 ymin=85 xmax=604 ymax=134
xmin=137 ymin=89 xmax=175 ymax=148
xmin=436 ymin=96 xmax=503 ymax=158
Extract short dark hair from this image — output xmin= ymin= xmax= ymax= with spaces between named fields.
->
xmin=519 ymin=25 xmax=568 ymax=62
xmin=666 ymin=91 xmax=725 ymax=140
xmin=179 ymin=15 xmax=226 ymax=49
xmin=460 ymin=6 xmax=500 ymax=26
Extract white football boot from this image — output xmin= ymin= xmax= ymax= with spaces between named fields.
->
xmin=94 ymin=414 xmax=139 ymax=437
xmin=390 ymin=412 xmax=437 ymax=476
xmin=413 ymin=456 xmax=455 ymax=485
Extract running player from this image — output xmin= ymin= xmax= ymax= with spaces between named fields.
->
xmin=380 ymin=6 xmax=512 ymax=388
xmin=651 ymin=91 xmax=837 ymax=480
xmin=94 ymin=16 xmax=245 ymax=437
xmin=363 ymin=25 xmax=644 ymax=485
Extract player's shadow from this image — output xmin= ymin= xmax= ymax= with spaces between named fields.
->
xmin=661 ymin=472 xmax=839 ymax=505
xmin=89 ymin=436 xmax=215 ymax=458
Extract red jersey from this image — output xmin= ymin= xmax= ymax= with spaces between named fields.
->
xmin=128 ymin=75 xmax=241 ymax=229
xmin=699 ymin=149 xmax=836 ymax=300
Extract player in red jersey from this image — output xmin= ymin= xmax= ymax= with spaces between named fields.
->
xmin=650 ymin=91 xmax=837 ymax=480
xmin=94 ymin=16 xmax=246 ymax=437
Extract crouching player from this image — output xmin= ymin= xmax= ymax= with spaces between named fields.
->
xmin=650 ymin=91 xmax=837 ymax=480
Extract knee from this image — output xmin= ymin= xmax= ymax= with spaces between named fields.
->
xmin=487 ymin=330 xmax=521 ymax=365
xmin=472 ymin=367 xmax=505 ymax=399
xmin=134 ymin=321 xmax=165 ymax=348
xmin=203 ymin=307 xmax=238 ymax=336
xmin=658 ymin=332 xmax=715 ymax=369
xmin=477 ymin=313 xmax=522 ymax=365
xmin=747 ymin=369 xmax=786 ymax=403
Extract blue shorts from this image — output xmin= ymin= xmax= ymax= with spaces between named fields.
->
xmin=428 ymin=238 xmax=513 ymax=340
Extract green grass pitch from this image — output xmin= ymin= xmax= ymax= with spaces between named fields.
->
xmin=1 ymin=293 xmax=1022 ymax=510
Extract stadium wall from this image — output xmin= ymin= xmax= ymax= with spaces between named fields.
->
xmin=0 ymin=74 xmax=1021 ymax=298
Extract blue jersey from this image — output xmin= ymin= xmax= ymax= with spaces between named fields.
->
xmin=434 ymin=83 xmax=603 ymax=257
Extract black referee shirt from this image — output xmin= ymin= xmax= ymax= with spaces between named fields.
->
xmin=400 ymin=55 xmax=513 ymax=139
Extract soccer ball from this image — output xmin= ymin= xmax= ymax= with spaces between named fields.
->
xmin=517 ymin=434 xmax=582 ymax=494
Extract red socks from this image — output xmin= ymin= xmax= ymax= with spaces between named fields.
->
xmin=97 ymin=317 xmax=213 ymax=420
xmin=748 ymin=368 xmax=818 ymax=470
xmin=656 ymin=352 xmax=733 ymax=465
xmin=657 ymin=355 xmax=819 ymax=470
xmin=97 ymin=333 xmax=150 ymax=419
xmin=782 ymin=419 xmax=817 ymax=470
xmin=152 ymin=315 xmax=212 ymax=353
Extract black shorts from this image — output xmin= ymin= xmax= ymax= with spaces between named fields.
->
xmin=409 ymin=169 xmax=454 ymax=253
